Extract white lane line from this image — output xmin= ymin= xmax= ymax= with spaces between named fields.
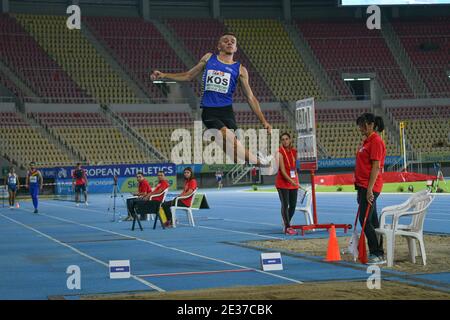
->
xmin=43 ymin=202 xmax=286 ymax=234
xmin=0 ymin=213 xmax=165 ymax=292
xmin=37 ymin=204 xmax=303 ymax=284
xmin=187 ymin=224 xmax=284 ymax=240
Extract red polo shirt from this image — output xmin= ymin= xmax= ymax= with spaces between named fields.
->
xmin=180 ymin=178 xmax=197 ymax=207
xmin=275 ymin=146 xmax=299 ymax=190
xmin=151 ymin=180 xmax=170 ymax=202
xmin=138 ymin=179 xmax=152 ymax=194
xmin=72 ymin=169 xmax=87 ymax=186
xmin=355 ymin=132 xmax=386 ymax=193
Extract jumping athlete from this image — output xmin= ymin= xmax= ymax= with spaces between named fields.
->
xmin=5 ymin=166 xmax=19 ymax=209
xmin=151 ymin=33 xmax=273 ymax=167
xmin=72 ymin=163 xmax=88 ymax=206
xmin=26 ymin=162 xmax=43 ymax=214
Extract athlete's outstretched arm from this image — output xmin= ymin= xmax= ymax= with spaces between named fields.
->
xmin=239 ymin=66 xmax=272 ymax=134
xmin=151 ymin=53 xmax=212 ymax=82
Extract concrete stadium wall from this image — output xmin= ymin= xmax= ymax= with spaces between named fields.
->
xmin=382 ymin=98 xmax=450 ymax=108
xmin=233 ymin=102 xmax=281 ymax=111
xmin=109 ymin=103 xmax=191 ymax=112
xmin=7 ymin=0 xmax=450 ymax=19
xmin=315 ymin=100 xmax=372 ymax=110
xmin=24 ymin=103 xmax=101 ymax=113
xmin=0 ymin=102 xmax=16 ymax=112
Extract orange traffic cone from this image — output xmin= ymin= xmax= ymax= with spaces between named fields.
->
xmin=325 ymin=225 xmax=341 ymax=262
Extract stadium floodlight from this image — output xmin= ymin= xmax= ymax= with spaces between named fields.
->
xmin=356 ymin=77 xmax=371 ymax=81
xmin=343 ymin=78 xmax=355 ymax=81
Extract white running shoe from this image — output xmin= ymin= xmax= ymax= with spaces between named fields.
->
xmin=257 ymin=152 xmax=277 ymax=175
xmin=76 ymin=203 xmax=80 ymax=207
xmin=257 ymin=151 xmax=273 ymax=166
xmin=85 ymin=202 xmax=89 ymax=206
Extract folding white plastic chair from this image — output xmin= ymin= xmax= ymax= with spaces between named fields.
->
xmin=375 ymin=192 xmax=434 ymax=267
xmin=294 ymin=187 xmax=314 ymax=229
xmin=170 ymin=188 xmax=198 ymax=228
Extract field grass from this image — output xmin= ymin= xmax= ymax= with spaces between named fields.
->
xmin=248 ymin=180 xmax=449 ymax=193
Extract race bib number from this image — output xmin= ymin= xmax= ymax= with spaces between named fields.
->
xmin=9 ymin=177 xmax=17 ymax=184
xmin=290 ymin=170 xmax=296 ymax=178
xmin=205 ymin=70 xmax=231 ymax=94
xmin=30 ymin=176 xmax=38 ymax=183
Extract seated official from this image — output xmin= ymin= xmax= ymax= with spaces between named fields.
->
xmin=125 ymin=172 xmax=152 ymax=220
xmin=132 ymin=171 xmax=170 ymax=219
xmin=161 ymin=167 xmax=197 ymax=227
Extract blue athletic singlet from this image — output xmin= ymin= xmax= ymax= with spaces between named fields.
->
xmin=28 ymin=171 xmax=40 ymax=187
xmin=200 ymin=54 xmax=240 ymax=108
xmin=8 ymin=174 xmax=17 ymax=187
xmin=28 ymin=170 xmax=41 ymax=210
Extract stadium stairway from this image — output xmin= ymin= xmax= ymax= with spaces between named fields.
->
xmin=152 ymin=19 xmax=201 ymax=111
xmin=101 ymin=106 xmax=168 ymax=163
xmin=380 ymin=19 xmax=429 ymax=98
xmin=0 ymin=59 xmax=37 ymax=100
xmin=32 ymin=111 xmax=151 ymax=165
xmin=225 ymin=19 xmax=324 ymax=102
xmin=283 ymin=22 xmax=337 ymax=99
xmin=0 ymin=111 xmax=76 ymax=168
xmin=24 ymin=111 xmax=82 ymax=163
xmin=81 ymin=21 xmax=149 ymax=101
xmin=391 ymin=17 xmax=450 ymax=97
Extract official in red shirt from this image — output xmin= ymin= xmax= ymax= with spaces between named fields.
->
xmin=355 ymin=113 xmax=386 ymax=265
xmin=126 ymin=172 xmax=152 ymax=220
xmin=161 ymin=167 xmax=197 ymax=227
xmin=72 ymin=163 xmax=88 ymax=206
xmin=275 ymin=133 xmax=300 ymax=235
xmin=132 ymin=170 xmax=171 ymax=221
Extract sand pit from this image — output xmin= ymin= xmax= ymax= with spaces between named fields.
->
xmin=81 ymin=280 xmax=450 ymax=300
xmin=248 ymin=234 xmax=450 ymax=274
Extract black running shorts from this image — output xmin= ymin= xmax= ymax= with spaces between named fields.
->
xmin=201 ymin=105 xmax=238 ymax=131
xmin=75 ymin=184 xmax=86 ymax=193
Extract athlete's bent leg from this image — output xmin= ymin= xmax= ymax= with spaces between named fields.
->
xmin=219 ymin=127 xmax=259 ymax=165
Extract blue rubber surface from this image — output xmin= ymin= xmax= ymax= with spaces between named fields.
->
xmin=0 ymin=188 xmax=449 ymax=299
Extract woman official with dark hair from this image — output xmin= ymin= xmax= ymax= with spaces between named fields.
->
xmin=276 ymin=133 xmax=300 ymax=235
xmin=161 ymin=167 xmax=197 ymax=227
xmin=355 ymin=113 xmax=387 ymax=265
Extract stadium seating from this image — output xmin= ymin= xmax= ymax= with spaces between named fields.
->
xmin=119 ymin=112 xmax=194 ymax=159
xmin=14 ymin=14 xmax=138 ymax=104
xmin=296 ymin=20 xmax=413 ymax=99
xmin=166 ymin=18 xmax=274 ymax=102
xmin=391 ymin=18 xmax=450 ymax=96
xmin=316 ymin=108 xmax=400 ymax=158
xmin=386 ymin=106 xmax=450 ymax=157
xmin=0 ymin=112 xmax=73 ymax=167
xmin=224 ymin=19 xmax=323 ymax=101
xmin=0 ymin=14 xmax=88 ymax=102
xmin=32 ymin=112 xmax=150 ymax=164
xmin=85 ymin=16 xmax=186 ymax=102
